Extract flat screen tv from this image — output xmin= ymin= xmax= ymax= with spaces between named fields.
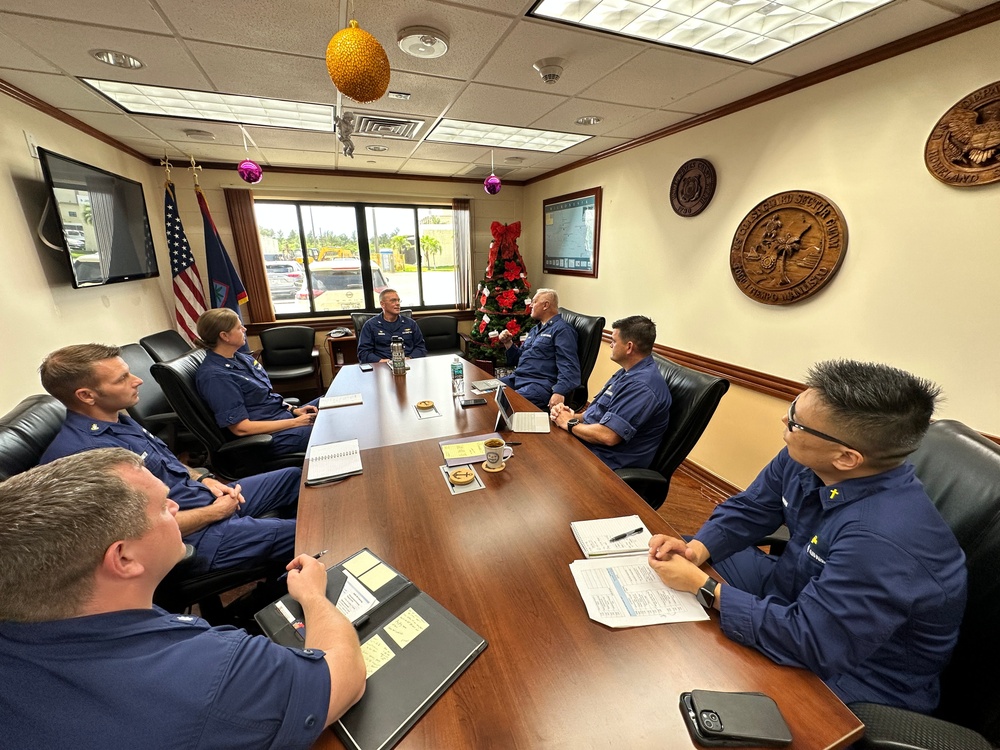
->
xmin=38 ymin=148 xmax=159 ymax=288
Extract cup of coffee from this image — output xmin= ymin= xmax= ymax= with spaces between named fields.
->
xmin=483 ymin=438 xmax=513 ymax=470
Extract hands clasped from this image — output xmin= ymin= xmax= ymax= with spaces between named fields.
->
xmin=647 ymin=534 xmax=709 ymax=594
xmin=203 ymin=478 xmax=245 ymax=519
xmin=291 ymin=404 xmax=318 ymax=426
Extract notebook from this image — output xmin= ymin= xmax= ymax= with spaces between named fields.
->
xmin=494 ymin=383 xmax=550 ymax=433
xmin=570 ymin=515 xmax=652 ymax=558
xmin=319 ymin=393 xmax=363 ymax=409
xmin=305 ymin=439 xmax=362 ymax=486
xmin=471 ymin=378 xmax=501 ymax=392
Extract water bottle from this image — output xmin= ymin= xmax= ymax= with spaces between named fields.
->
xmin=390 ymin=336 xmax=405 ymax=374
xmin=451 ymin=356 xmax=464 ymax=395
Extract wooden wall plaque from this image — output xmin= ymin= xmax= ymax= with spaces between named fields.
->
xmin=670 ymin=158 xmax=716 ymax=217
xmin=926 ymin=80 xmax=1000 ymax=186
xmin=730 ymin=191 xmax=847 ymax=306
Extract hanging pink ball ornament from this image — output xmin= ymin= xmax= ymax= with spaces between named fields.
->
xmin=237 ymin=159 xmax=263 ymax=184
xmin=484 ymin=173 xmax=502 ymax=195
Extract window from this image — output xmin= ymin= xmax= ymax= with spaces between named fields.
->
xmin=254 ymin=200 xmax=459 ymax=317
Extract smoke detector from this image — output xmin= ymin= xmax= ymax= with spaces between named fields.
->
xmin=532 ymin=57 xmax=566 ymax=85
xmin=398 ymin=27 xmax=449 ymax=59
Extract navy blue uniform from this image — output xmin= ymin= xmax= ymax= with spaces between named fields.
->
xmin=40 ymin=412 xmax=298 ymax=572
xmin=356 ymin=313 xmax=427 ymax=363
xmin=501 ymin=314 xmax=580 ymax=410
xmin=697 ymin=449 xmax=967 ymax=712
xmin=196 ymin=350 xmax=314 ymax=455
xmin=0 ymin=608 xmax=331 ymax=749
xmin=581 ymin=355 xmax=671 ymax=470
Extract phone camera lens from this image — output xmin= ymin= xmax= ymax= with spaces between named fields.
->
xmin=700 ymin=711 xmax=723 ymax=732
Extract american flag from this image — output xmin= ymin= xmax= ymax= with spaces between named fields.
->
xmin=164 ymin=182 xmax=207 ymax=343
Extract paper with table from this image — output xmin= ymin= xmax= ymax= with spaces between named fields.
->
xmin=571 ymin=515 xmax=653 ymax=557
xmin=570 ymin=554 xmax=709 ymax=628
xmin=255 ymin=548 xmax=487 ymax=750
xmin=305 ymin=439 xmax=362 ymax=486
xmin=319 ymin=392 xmax=363 ymax=409
xmin=438 ymin=432 xmax=502 ymax=467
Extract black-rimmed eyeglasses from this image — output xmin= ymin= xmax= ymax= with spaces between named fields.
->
xmin=787 ymin=397 xmax=859 ymax=452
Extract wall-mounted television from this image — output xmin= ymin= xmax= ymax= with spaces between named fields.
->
xmin=38 ymin=148 xmax=159 ymax=288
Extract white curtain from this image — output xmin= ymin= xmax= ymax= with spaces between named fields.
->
xmin=452 ymin=198 xmax=471 ymax=309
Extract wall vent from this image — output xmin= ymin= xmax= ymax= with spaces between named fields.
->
xmin=353 ymin=115 xmax=424 ymax=140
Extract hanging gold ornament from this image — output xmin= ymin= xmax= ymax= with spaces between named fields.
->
xmin=326 ymin=19 xmax=390 ymax=104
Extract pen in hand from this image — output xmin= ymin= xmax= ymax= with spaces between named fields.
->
xmin=278 ymin=549 xmax=329 ymax=581
xmin=608 ymin=528 xmax=643 ymax=543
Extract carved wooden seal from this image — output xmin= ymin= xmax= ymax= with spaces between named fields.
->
xmin=730 ymin=191 xmax=847 ymax=306
xmin=670 ymin=158 xmax=716 ymax=217
xmin=926 ymin=80 xmax=1000 ymax=186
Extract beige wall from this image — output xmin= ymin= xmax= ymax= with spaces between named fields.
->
xmin=527 ymin=21 xmax=1000 ymax=487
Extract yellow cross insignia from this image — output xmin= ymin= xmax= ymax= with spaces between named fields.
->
xmin=829 ymin=489 xmax=839 ymax=499
xmin=811 ymin=535 xmax=819 ymax=544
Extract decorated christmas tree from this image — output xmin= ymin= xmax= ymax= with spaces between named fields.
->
xmin=467 ymin=221 xmax=536 ymax=365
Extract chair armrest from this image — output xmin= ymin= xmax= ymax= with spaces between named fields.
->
xmin=458 ymin=332 xmax=472 ymax=357
xmin=849 ymin=702 xmax=993 ymax=750
xmin=215 ymin=434 xmax=276 ymax=454
xmin=615 ymin=468 xmax=668 ymax=510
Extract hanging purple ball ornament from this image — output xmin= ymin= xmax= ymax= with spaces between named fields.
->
xmin=484 ymin=173 xmax=502 ymax=195
xmin=237 ymin=159 xmax=263 ymax=184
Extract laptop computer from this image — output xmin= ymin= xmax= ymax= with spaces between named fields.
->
xmin=494 ymin=383 xmax=551 ymax=433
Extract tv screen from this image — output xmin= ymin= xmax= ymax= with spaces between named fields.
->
xmin=38 ymin=148 xmax=159 ymax=288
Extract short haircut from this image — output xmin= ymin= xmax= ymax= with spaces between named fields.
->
xmin=379 ymin=288 xmax=399 ymax=303
xmin=805 ymin=359 xmax=941 ymax=465
xmin=0 ymin=449 xmax=151 ymax=622
xmin=535 ymin=288 xmax=559 ymax=308
xmin=195 ymin=308 xmax=240 ymax=348
xmin=612 ymin=316 xmax=656 ymax=356
xmin=40 ymin=344 xmax=122 ymax=406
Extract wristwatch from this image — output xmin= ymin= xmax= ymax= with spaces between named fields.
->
xmin=567 ymin=418 xmax=580 ymax=435
xmin=696 ymin=577 xmax=719 ymax=609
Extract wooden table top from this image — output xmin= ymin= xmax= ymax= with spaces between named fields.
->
xmin=303 ymin=358 xmax=864 ymax=750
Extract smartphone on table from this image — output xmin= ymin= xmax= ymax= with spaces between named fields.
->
xmin=460 ymin=398 xmax=487 ymax=407
xmin=679 ymin=690 xmax=792 ymax=747
xmin=359 ymin=363 xmax=374 ymax=372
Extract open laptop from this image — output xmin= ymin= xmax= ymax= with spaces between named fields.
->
xmin=494 ymin=383 xmax=551 ymax=433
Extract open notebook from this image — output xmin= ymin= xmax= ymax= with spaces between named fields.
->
xmin=305 ymin=439 xmax=362 ymax=486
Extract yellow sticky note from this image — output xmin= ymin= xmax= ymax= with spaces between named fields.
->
xmin=344 ymin=550 xmax=380 ymax=577
xmin=359 ymin=562 xmax=397 ymax=591
xmin=360 ymin=634 xmax=395 ymax=679
xmin=441 ymin=440 xmax=485 ymax=460
xmin=385 ymin=607 xmax=429 ymax=649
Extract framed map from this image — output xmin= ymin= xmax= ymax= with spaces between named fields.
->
xmin=542 ymin=187 xmax=601 ymax=278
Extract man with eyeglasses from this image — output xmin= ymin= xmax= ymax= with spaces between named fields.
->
xmin=356 ymin=289 xmax=427 ymax=363
xmin=647 ymin=360 xmax=966 ymax=715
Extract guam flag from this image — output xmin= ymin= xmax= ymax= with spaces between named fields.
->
xmin=196 ymin=186 xmax=248 ymax=313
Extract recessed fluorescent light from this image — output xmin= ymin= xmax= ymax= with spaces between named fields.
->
xmin=90 ymin=49 xmax=144 ymax=69
xmin=426 ymin=119 xmax=590 ymax=152
xmin=80 ymin=79 xmax=334 ymax=132
xmin=529 ymin=0 xmax=895 ymax=64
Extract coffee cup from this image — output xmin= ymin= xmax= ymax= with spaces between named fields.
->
xmin=483 ymin=438 xmax=513 ymax=470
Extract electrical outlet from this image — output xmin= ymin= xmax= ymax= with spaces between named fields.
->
xmin=24 ymin=131 xmax=38 ymax=158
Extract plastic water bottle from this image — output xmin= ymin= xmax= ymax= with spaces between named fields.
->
xmin=390 ymin=336 xmax=405 ymax=374
xmin=451 ymin=356 xmax=464 ymax=395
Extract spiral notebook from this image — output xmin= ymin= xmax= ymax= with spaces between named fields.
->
xmin=305 ymin=439 xmax=363 ymax=486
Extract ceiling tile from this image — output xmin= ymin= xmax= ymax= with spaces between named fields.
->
xmin=532 ymin=99 xmax=656 ymax=135
xmin=397 ymin=158 xmax=470 ymax=176
xmin=0 ymin=2 xmax=170 ymax=32
xmin=0 ymin=70 xmax=121 ymax=112
xmin=62 ymin=110 xmax=160 ymax=140
xmin=132 ymin=115 xmax=247 ymax=145
xmin=603 ymin=108 xmax=698 ymax=139
xmin=0 ymin=30 xmax=60 ymax=73
xmin=410 ymin=140 xmax=491 ymax=162
xmin=669 ymin=68 xmax=795 ymax=114
xmin=368 ymin=70 xmax=466 ymax=118
xmin=446 ymin=82 xmax=567 ymax=126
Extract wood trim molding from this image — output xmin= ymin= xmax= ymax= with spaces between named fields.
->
xmin=676 ymin=461 xmax=741 ymax=504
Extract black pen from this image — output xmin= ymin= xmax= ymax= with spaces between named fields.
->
xmin=608 ymin=528 xmax=643 ymax=542
xmin=278 ymin=549 xmax=329 ymax=581
xmin=506 ymin=442 xmax=522 ymax=446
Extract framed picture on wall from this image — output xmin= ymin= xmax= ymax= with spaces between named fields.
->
xmin=542 ymin=187 xmax=602 ymax=278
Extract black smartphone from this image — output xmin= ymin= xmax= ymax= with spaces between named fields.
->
xmin=460 ymin=398 xmax=487 ymax=407
xmin=679 ymin=691 xmax=792 ymax=747
xmin=359 ymin=363 xmax=374 ymax=372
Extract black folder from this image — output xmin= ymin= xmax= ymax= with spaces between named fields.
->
xmin=255 ymin=549 xmax=487 ymax=750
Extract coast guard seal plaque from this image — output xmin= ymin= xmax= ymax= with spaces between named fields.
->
xmin=670 ymin=158 xmax=716 ymax=217
xmin=730 ymin=191 xmax=847 ymax=306
xmin=925 ymin=80 xmax=1000 ymax=186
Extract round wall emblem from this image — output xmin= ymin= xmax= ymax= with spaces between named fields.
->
xmin=730 ymin=191 xmax=847 ymax=306
xmin=926 ymin=80 xmax=1000 ymax=186
xmin=669 ymin=158 xmax=716 ymax=217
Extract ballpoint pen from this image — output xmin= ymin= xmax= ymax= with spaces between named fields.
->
xmin=277 ymin=549 xmax=329 ymax=581
xmin=608 ymin=528 xmax=644 ymax=542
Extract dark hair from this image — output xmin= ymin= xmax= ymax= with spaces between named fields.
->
xmin=612 ymin=316 xmax=656 ymax=356
xmin=805 ymin=359 xmax=941 ymax=465
xmin=40 ymin=344 xmax=122 ymax=406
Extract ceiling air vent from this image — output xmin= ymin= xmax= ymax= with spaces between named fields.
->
xmin=352 ymin=115 xmax=424 ymax=140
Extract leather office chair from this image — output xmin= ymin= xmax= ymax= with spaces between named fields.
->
xmin=417 ymin=315 xmax=462 ymax=356
xmin=119 ymin=343 xmax=194 ymax=452
xmin=352 ymin=309 xmax=413 ymax=335
xmin=258 ymin=325 xmax=323 ymax=397
xmin=849 ymin=420 xmax=1000 ymax=750
xmin=139 ymin=329 xmax=192 ymax=363
xmin=0 ymin=394 xmax=66 ymax=481
xmin=557 ymin=307 xmax=606 ymax=410
xmin=150 ymin=350 xmax=305 ymax=479
xmin=615 ymin=354 xmax=730 ymax=510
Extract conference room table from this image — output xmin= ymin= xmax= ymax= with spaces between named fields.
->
xmin=301 ymin=355 xmax=864 ymax=749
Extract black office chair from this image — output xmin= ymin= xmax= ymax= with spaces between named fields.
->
xmin=0 ymin=394 xmax=66 ymax=481
xmin=417 ymin=315 xmax=462 ymax=356
xmin=351 ymin=309 xmax=413 ymax=335
xmin=558 ymin=308 xmax=606 ymax=410
xmin=258 ymin=325 xmax=323 ymax=398
xmin=119 ymin=343 xmax=196 ymax=453
xmin=139 ymin=329 xmax=192 ymax=363
xmin=150 ymin=350 xmax=305 ymax=480
xmin=849 ymin=420 xmax=1000 ymax=750
xmin=615 ymin=354 xmax=730 ymax=510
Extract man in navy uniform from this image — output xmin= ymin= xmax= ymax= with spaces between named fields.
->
xmin=40 ymin=343 xmax=298 ymax=573
xmin=356 ymin=289 xmax=427 ymax=363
